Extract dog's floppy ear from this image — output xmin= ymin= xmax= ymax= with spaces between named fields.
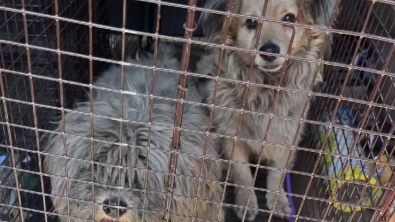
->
xmin=304 ymin=0 xmax=339 ymax=80
xmin=305 ymin=0 xmax=338 ymax=27
xmin=199 ymin=0 xmax=241 ymax=43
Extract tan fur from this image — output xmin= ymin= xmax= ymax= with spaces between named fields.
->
xmin=198 ymin=0 xmax=336 ymax=220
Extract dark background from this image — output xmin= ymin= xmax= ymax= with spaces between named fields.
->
xmin=106 ymin=0 xmax=207 ymax=37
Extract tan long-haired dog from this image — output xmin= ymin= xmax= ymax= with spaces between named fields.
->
xmin=198 ymin=0 xmax=337 ymax=220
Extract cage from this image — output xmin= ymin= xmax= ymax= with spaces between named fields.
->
xmin=0 ymin=0 xmax=394 ymax=222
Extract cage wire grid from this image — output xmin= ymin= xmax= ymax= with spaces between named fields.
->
xmin=0 ymin=0 xmax=395 ymax=222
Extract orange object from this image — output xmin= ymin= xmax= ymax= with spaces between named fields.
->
xmin=389 ymin=213 xmax=395 ymax=222
xmin=384 ymin=192 xmax=395 ymax=222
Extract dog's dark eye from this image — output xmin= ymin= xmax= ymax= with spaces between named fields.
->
xmin=283 ymin=14 xmax=296 ymax=23
xmin=246 ymin=19 xmax=258 ymax=29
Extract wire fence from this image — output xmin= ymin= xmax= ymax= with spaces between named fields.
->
xmin=1 ymin=0 xmax=395 ymax=222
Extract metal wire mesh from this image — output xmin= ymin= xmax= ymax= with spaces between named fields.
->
xmin=0 ymin=0 xmax=395 ymax=222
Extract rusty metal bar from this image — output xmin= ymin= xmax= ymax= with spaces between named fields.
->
xmin=54 ymin=0 xmax=69 ymax=221
xmin=163 ymin=0 xmax=198 ymax=221
xmin=20 ymin=1 xmax=47 ymax=222
xmin=87 ymin=0 xmax=97 ymax=220
xmin=141 ymin=1 xmax=163 ymax=222
xmin=192 ymin=0 xmax=235 ymax=221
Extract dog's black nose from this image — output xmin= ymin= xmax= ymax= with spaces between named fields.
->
xmin=259 ymin=43 xmax=280 ymax=62
xmin=103 ymin=198 xmax=127 ymax=218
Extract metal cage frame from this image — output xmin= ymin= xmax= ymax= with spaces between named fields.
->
xmin=1 ymin=0 xmax=395 ymax=222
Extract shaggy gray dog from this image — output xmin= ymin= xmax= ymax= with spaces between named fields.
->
xmin=198 ymin=0 xmax=337 ymax=220
xmin=43 ymin=43 xmax=224 ymax=222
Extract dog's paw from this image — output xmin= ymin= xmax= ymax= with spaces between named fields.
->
xmin=234 ymin=189 xmax=259 ymax=221
xmin=235 ymin=207 xmax=259 ymax=222
xmin=266 ymin=192 xmax=292 ymax=218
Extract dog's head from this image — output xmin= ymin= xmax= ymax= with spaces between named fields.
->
xmin=46 ymin=141 xmax=166 ymax=222
xmin=48 ymin=161 xmax=143 ymax=222
xmin=200 ymin=0 xmax=336 ymax=73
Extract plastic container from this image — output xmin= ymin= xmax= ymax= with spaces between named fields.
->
xmin=314 ymin=108 xmax=382 ymax=212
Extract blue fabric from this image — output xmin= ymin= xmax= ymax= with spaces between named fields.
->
xmin=0 ymin=155 xmax=6 ymax=165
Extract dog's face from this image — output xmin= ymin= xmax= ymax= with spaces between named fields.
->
xmin=58 ymin=169 xmax=141 ymax=222
xmin=234 ymin=0 xmax=310 ymax=72
xmin=51 ymin=164 xmax=165 ymax=222
xmin=200 ymin=0 xmax=333 ymax=74
xmin=227 ymin=0 xmax=313 ymax=72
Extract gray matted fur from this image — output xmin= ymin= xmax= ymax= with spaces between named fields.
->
xmin=197 ymin=0 xmax=338 ymax=220
xmin=43 ymin=43 xmax=224 ymax=222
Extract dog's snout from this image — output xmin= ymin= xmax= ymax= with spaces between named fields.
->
xmin=103 ymin=198 xmax=127 ymax=218
xmin=259 ymin=43 xmax=280 ymax=62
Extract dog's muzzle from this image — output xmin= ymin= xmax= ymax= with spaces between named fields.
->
xmin=259 ymin=42 xmax=280 ymax=62
xmin=101 ymin=198 xmax=128 ymax=220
